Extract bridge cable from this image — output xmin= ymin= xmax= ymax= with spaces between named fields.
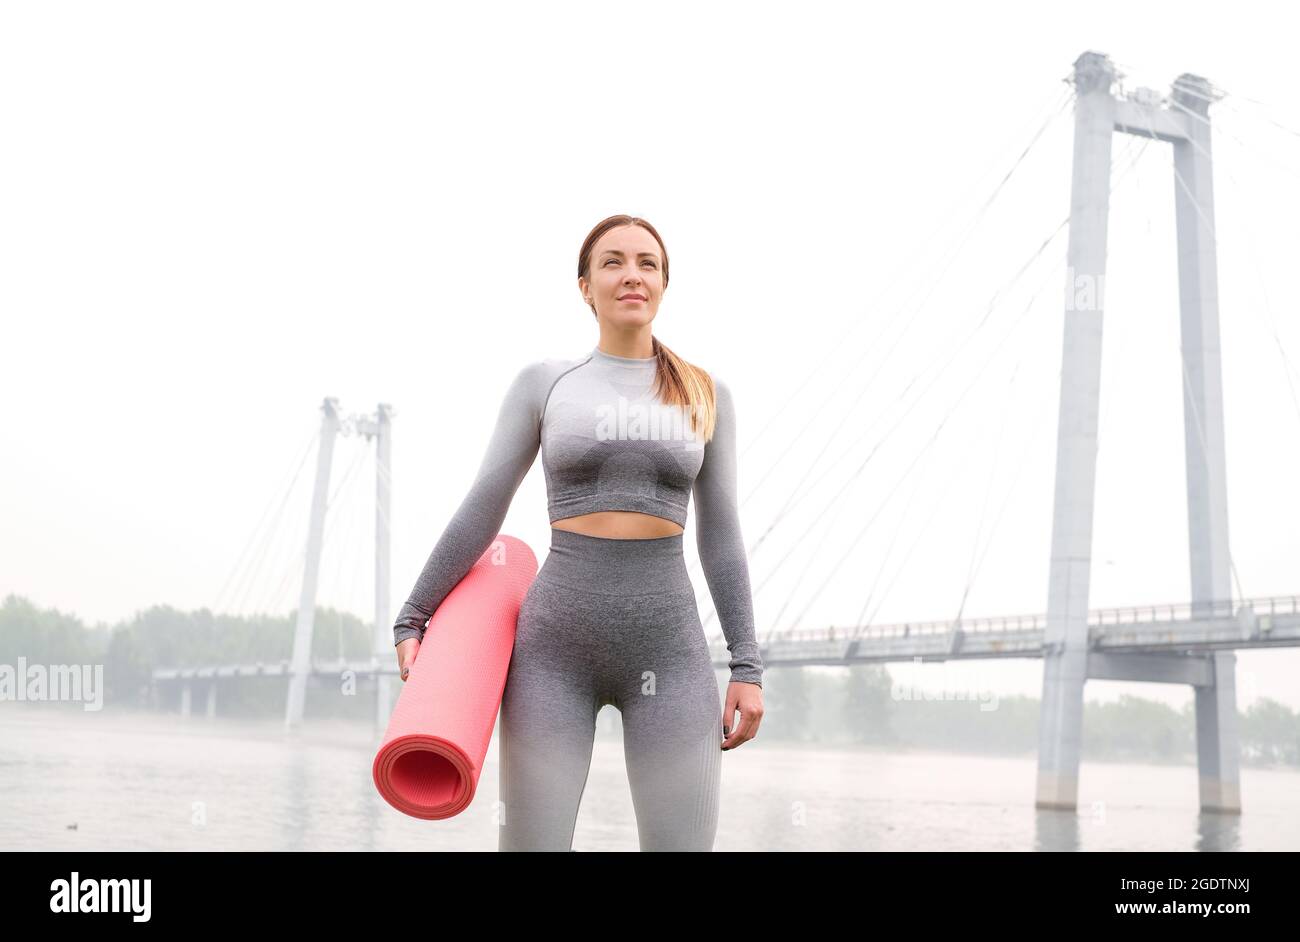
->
xmin=1165 ymin=97 xmax=1300 ymax=435
xmin=692 ymin=88 xmax=1077 ymax=634
xmin=259 ymin=433 xmax=370 ymax=618
xmin=218 ymin=427 xmax=318 ymax=615
xmin=759 ymin=132 xmax=1153 ymax=640
xmin=736 ymin=83 xmax=1076 ymax=470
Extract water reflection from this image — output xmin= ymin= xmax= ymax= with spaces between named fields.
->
xmin=1196 ymin=811 xmax=1242 ymax=852
xmin=1034 ymin=809 xmax=1080 ymax=851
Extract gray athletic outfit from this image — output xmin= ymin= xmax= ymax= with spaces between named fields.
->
xmin=392 ymin=344 xmax=764 ymax=851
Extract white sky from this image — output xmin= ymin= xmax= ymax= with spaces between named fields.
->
xmin=3 ymin=1 xmax=1298 ymax=710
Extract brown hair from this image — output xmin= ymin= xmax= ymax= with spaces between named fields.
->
xmin=577 ymin=214 xmax=720 ymax=443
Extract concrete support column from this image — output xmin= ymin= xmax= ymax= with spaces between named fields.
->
xmin=285 ymin=398 xmax=341 ymax=729
xmin=1036 ymin=51 xmax=1117 ymax=810
xmin=1174 ymin=72 xmax=1241 ymax=813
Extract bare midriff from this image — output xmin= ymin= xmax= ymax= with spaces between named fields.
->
xmin=551 ymin=510 xmax=685 ymax=539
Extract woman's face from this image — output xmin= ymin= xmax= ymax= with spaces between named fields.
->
xmin=580 ymin=225 xmax=665 ymax=328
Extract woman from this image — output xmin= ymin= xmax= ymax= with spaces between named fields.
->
xmin=392 ymin=214 xmax=764 ymax=851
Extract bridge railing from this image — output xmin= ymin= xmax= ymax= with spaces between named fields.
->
xmin=770 ymin=612 xmax=1048 ymax=644
xmin=764 ymin=594 xmax=1300 ymax=644
xmin=1078 ymin=594 xmax=1300 ymax=626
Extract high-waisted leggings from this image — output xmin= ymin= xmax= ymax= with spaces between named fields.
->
xmin=497 ymin=527 xmax=724 ymax=851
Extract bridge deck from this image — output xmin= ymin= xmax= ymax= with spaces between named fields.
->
xmin=151 ymin=595 xmax=1300 ymax=679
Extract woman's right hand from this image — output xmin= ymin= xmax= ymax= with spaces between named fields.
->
xmin=396 ymin=637 xmax=420 ymax=681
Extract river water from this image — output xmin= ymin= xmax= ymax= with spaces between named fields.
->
xmin=2 ymin=705 xmax=1295 ymax=851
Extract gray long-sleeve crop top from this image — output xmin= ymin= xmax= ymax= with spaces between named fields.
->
xmin=391 ymin=343 xmax=764 ymax=687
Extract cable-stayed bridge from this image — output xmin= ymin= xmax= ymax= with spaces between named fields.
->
xmin=151 ymin=50 xmax=1300 ymax=815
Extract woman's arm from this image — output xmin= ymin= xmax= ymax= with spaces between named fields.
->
xmin=691 ymin=376 xmax=764 ymax=687
xmin=392 ymin=362 xmax=549 ymax=646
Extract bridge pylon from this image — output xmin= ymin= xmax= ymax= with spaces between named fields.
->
xmin=1037 ymin=51 xmax=1240 ymax=813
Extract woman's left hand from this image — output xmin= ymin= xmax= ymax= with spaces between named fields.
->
xmin=721 ymin=681 xmax=764 ymax=750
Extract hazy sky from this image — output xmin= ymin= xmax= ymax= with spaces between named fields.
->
xmin=3 ymin=1 xmax=1298 ymax=710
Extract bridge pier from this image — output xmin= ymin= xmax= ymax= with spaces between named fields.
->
xmin=1038 ymin=648 xmax=1243 ymax=812
xmin=1087 ymin=649 xmax=1241 ymax=813
xmin=1195 ymin=651 xmax=1241 ymax=813
xmin=1035 ymin=643 xmax=1087 ymax=809
xmin=205 ymin=679 xmax=218 ymax=719
xmin=180 ymin=681 xmax=192 ymax=718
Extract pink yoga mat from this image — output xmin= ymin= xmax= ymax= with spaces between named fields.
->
xmin=372 ymin=534 xmax=537 ymax=819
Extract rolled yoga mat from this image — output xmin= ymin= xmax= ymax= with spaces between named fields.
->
xmin=372 ymin=534 xmax=537 ymax=819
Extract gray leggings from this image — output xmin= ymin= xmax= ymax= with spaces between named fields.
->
xmin=497 ymin=527 xmax=723 ymax=851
